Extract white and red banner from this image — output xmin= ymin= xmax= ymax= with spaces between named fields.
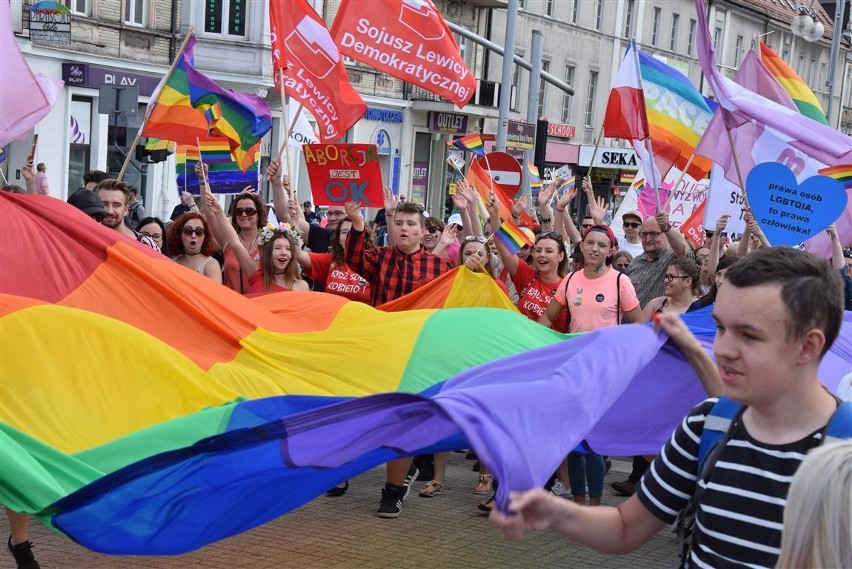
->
xmin=269 ymin=0 xmax=366 ymax=142
xmin=331 ymin=0 xmax=475 ymax=107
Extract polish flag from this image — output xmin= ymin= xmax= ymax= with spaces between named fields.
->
xmin=269 ymin=0 xmax=366 ymax=142
xmin=602 ymin=44 xmax=649 ymax=141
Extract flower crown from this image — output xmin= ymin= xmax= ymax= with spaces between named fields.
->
xmin=258 ymin=222 xmax=302 ymax=247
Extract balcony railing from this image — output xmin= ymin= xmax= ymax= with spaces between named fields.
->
xmin=403 ymin=79 xmax=508 ymax=109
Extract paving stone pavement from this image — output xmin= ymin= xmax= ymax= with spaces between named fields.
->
xmin=2 ymin=456 xmax=678 ymax=568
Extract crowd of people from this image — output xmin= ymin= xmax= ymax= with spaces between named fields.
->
xmin=3 ymin=157 xmax=852 ymax=569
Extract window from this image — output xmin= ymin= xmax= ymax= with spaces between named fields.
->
xmin=819 ymin=61 xmax=827 ymax=89
xmin=595 ymin=0 xmax=603 ymax=30
xmin=797 ymin=55 xmax=805 ymax=77
xmin=562 ymin=64 xmax=575 ymax=123
xmin=66 ymin=0 xmax=88 ymax=15
xmin=651 ymin=7 xmax=661 ymax=46
xmin=809 ymin=58 xmax=816 ymax=85
xmin=511 ymin=57 xmax=522 ymax=111
xmin=670 ymin=13 xmax=680 ymax=52
xmin=538 ymin=61 xmax=550 ymax=118
xmin=518 ymin=0 xmax=526 ymax=9
xmin=571 ymin=0 xmax=579 ymax=24
xmin=713 ymin=27 xmax=721 ymax=49
xmin=204 ymin=0 xmax=246 ymax=36
xmin=687 ymin=19 xmax=696 ymax=56
xmin=734 ymin=35 xmax=743 ymax=66
xmin=585 ymin=70 xmax=598 ymax=128
xmin=623 ymin=0 xmax=635 ymax=38
xmin=545 ymin=0 xmax=553 ymax=17
xmin=124 ymin=0 xmax=145 ymax=26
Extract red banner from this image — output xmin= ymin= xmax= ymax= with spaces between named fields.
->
xmin=303 ymin=144 xmax=384 ymax=207
xmin=269 ymin=0 xmax=366 ymax=142
xmin=331 ymin=0 xmax=475 ymax=108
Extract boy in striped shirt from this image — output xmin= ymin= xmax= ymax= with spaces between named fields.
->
xmin=492 ymin=247 xmax=846 ymax=568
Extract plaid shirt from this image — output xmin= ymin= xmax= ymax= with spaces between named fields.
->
xmin=346 ymin=228 xmax=452 ymax=306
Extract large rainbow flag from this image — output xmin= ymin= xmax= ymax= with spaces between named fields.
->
xmin=2 ymin=193 xmax=850 ymax=555
xmin=759 ymin=42 xmax=829 ymax=125
xmin=638 ymin=50 xmax=716 ymax=181
xmin=175 ymin=139 xmax=260 ymax=195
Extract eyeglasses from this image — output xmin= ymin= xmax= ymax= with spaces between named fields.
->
xmin=663 ymin=274 xmax=689 ymax=282
xmin=623 ymin=222 xmax=640 ymax=229
xmin=182 ymin=226 xmax=206 ymax=237
xmin=140 ymin=231 xmax=164 ymax=243
xmin=463 ymin=235 xmax=488 ymax=243
xmin=235 ymin=207 xmax=257 ymax=217
xmin=639 ymin=231 xmax=663 ymax=239
xmin=425 ymin=226 xmax=441 ymax=234
xmin=696 ymin=254 xmax=710 ymax=261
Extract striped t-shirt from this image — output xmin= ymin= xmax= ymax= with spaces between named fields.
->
xmin=637 ymin=398 xmax=825 ymax=569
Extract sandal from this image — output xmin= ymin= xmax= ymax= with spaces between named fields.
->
xmin=473 ymin=474 xmax=492 ymax=495
xmin=419 ymin=480 xmax=444 ymax=497
xmin=477 ymin=494 xmax=496 ymax=513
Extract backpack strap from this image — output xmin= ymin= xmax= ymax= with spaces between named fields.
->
xmin=697 ymin=396 xmax=743 ymax=472
xmin=825 ymin=400 xmax=852 ymax=444
xmin=615 ymin=271 xmax=622 ymax=325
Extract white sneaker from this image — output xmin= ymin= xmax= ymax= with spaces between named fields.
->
xmin=550 ymin=480 xmax=571 ymax=498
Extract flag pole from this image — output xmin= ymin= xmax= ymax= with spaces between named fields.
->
xmin=585 ymin=127 xmax=605 ymax=180
xmin=276 ymin=103 xmax=305 ymax=162
xmin=724 ymin=128 xmax=750 ymax=210
xmin=117 ymin=30 xmax=195 ymax=182
xmin=630 ymin=39 xmax=662 ymax=211
xmin=661 ymin=152 xmax=696 ymax=212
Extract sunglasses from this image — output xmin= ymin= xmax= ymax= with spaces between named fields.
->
xmin=463 ymin=235 xmax=488 ymax=243
xmin=623 ymin=222 xmax=640 ymax=229
xmin=639 ymin=231 xmax=663 ymax=239
xmin=182 ymin=226 xmax=206 ymax=237
xmin=235 ymin=207 xmax=257 ymax=217
xmin=425 ymin=226 xmax=441 ymax=234
xmin=581 ymin=223 xmax=594 ymax=229
xmin=663 ymin=274 xmax=689 ymax=282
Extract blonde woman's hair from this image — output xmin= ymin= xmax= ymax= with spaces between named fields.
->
xmin=775 ymin=441 xmax=852 ymax=569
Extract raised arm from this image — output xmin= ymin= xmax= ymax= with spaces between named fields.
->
xmin=708 ymin=214 xmax=728 ymax=279
xmin=194 ymin=163 xmax=230 ymax=248
xmin=487 ymin=190 xmax=520 ymax=277
xmin=268 ymin=160 xmax=292 ymax=225
xmin=382 ymin=187 xmax=398 ymax=246
xmin=656 ymin=211 xmax=688 ymax=258
xmin=537 ymin=180 xmax=558 ymax=231
xmin=582 ymin=177 xmax=607 ymax=226
xmin=554 ymin=182 xmax=581 ymax=245
xmin=20 ymin=161 xmax=37 ymax=194
xmin=199 ymin=170 xmax=257 ymax=277
xmin=827 ymin=223 xmax=845 ymax=270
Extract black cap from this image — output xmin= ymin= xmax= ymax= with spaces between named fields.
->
xmin=68 ymin=190 xmax=106 ymax=216
xmin=303 ymin=201 xmax=312 ymax=207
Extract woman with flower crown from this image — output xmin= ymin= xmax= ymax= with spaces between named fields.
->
xmin=246 ymin=223 xmax=309 ymax=294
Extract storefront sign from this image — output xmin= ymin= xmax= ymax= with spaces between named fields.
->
xmin=61 ymin=63 xmax=161 ymax=97
xmin=364 ymin=107 xmax=404 ymax=123
xmin=578 ymin=145 xmax=639 ymax=169
xmin=506 ymin=120 xmax=535 ymax=150
xmin=30 ymin=3 xmax=71 ymax=44
xmin=547 ymin=123 xmax=576 ymax=139
xmin=429 ymin=111 xmax=468 ymax=134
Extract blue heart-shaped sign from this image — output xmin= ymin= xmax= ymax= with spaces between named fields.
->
xmin=745 ymin=163 xmax=848 ymax=246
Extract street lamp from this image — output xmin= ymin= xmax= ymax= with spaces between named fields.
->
xmin=790 ymin=1 xmax=825 ymax=42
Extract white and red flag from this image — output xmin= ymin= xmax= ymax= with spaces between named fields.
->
xmin=331 ymin=0 xmax=475 ymax=107
xmin=602 ymin=44 xmax=649 ymax=141
xmin=269 ymin=0 xmax=365 ymax=142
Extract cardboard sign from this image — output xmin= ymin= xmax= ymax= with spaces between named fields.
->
xmin=303 ymin=143 xmax=383 ymax=207
xmin=746 ymin=162 xmax=848 ymax=246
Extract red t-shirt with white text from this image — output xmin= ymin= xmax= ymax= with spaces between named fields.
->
xmin=307 ymin=252 xmax=371 ymax=303
xmin=511 ymin=262 xmax=568 ymax=332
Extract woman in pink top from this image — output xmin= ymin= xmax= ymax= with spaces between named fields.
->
xmin=247 ymin=227 xmax=309 ymax=295
xmin=538 ymin=224 xmax=644 ymax=507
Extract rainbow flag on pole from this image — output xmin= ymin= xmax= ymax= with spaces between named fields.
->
xmin=818 ymin=165 xmax=852 ymax=189
xmin=760 ymin=43 xmax=829 ymax=125
xmin=449 ymin=133 xmax=485 ymax=155
xmin=526 ymin=162 xmax=542 ymax=189
xmin=198 ymin=137 xmax=233 ymax=163
xmin=494 ymin=220 xmax=533 ymax=254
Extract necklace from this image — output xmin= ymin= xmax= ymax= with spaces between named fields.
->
xmin=240 ymin=232 xmax=258 ymax=252
xmin=272 ymin=271 xmax=287 ymax=275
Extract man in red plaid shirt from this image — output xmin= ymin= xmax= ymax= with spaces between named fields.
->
xmin=345 ymin=199 xmax=453 ymax=517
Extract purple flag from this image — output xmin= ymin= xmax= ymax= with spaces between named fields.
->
xmin=0 ymin=0 xmax=63 ymax=147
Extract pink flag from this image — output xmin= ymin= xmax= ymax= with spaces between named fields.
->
xmin=331 ymin=0 xmax=475 ymax=107
xmin=0 ymin=0 xmax=63 ymax=147
xmin=269 ymin=0 xmax=366 ymax=142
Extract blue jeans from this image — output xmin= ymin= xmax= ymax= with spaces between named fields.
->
xmin=567 ymin=451 xmax=604 ymax=498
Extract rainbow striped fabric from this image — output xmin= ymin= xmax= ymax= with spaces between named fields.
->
xmin=760 ymin=42 xmax=829 ymax=125
xmin=494 ymin=220 xmax=533 ymax=254
xmin=176 ymin=139 xmax=259 ymax=194
xmin=142 ymin=33 xmax=270 ymax=171
xmin=449 ymin=132 xmax=485 ymax=155
xmin=558 ymin=178 xmax=576 ymax=196
xmin=1 ymin=192 xmax=849 ymax=555
xmin=198 ymin=138 xmax=232 ymax=163
xmin=526 ymin=162 xmax=542 ymax=189
xmin=818 ymin=165 xmax=852 ymax=189
xmin=638 ymin=50 xmax=716 ymax=180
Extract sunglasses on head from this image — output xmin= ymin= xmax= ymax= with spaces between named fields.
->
xmin=463 ymin=235 xmax=488 ymax=243
xmin=182 ymin=226 xmax=206 ymax=237
xmin=235 ymin=207 xmax=257 ymax=217
xmin=537 ymin=231 xmax=565 ymax=249
xmin=623 ymin=222 xmax=640 ymax=229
